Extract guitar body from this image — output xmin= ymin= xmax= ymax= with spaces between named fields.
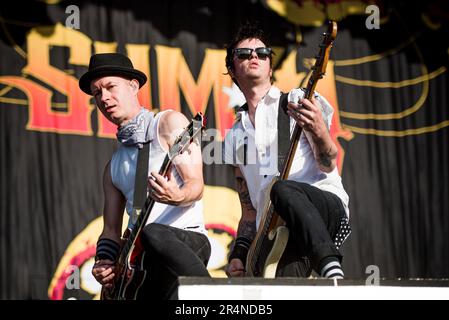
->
xmin=264 ymin=225 xmax=289 ymax=278
xmin=246 ymin=180 xmax=290 ymax=278
xmin=101 ymin=235 xmax=147 ymax=300
xmin=246 ymin=224 xmax=289 ymax=278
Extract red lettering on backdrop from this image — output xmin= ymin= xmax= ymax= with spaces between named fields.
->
xmin=22 ymin=24 xmax=93 ymax=135
xmin=156 ymin=46 xmax=235 ymax=139
xmin=0 ymin=76 xmax=93 ymax=135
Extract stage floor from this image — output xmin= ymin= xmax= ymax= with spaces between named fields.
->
xmin=177 ymin=277 xmax=449 ymax=300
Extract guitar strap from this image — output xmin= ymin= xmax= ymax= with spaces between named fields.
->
xmin=131 ymin=142 xmax=150 ymax=224
xmin=277 ymin=92 xmax=291 ymax=173
xmin=236 ymin=93 xmax=289 ymax=170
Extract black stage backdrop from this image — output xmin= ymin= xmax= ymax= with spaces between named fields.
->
xmin=0 ymin=0 xmax=448 ymax=299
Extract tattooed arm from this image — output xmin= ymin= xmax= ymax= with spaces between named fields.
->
xmin=287 ymin=97 xmax=337 ymax=172
xmin=225 ymin=166 xmax=257 ymax=277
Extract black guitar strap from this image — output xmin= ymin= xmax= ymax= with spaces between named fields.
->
xmin=131 ymin=142 xmax=150 ymax=223
xmin=277 ymin=92 xmax=291 ymax=173
xmin=236 ymin=94 xmax=289 ymax=171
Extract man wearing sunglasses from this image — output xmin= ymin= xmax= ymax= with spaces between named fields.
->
xmin=223 ymin=24 xmax=351 ymax=280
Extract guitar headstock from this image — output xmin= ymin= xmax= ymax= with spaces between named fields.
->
xmin=305 ymin=20 xmax=337 ymax=98
xmin=324 ymin=20 xmax=337 ymax=45
xmin=168 ymin=112 xmax=205 ymax=160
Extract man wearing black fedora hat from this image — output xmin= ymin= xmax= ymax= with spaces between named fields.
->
xmin=81 ymin=53 xmax=211 ymax=300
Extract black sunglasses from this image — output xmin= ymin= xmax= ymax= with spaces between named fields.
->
xmin=233 ymin=47 xmax=273 ymax=60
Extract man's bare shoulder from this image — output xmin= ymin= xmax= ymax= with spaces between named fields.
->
xmin=159 ymin=110 xmax=189 ymax=131
xmin=157 ymin=110 xmax=190 ymax=148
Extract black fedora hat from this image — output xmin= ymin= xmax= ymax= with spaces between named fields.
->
xmin=79 ymin=53 xmax=147 ymax=95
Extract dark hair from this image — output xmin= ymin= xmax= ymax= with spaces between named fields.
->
xmin=225 ymin=22 xmax=273 ymax=86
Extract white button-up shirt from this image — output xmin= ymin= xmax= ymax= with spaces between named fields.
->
xmin=224 ymin=86 xmax=349 ymax=230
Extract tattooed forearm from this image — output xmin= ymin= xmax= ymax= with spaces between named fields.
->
xmin=237 ymin=220 xmax=256 ymax=242
xmin=318 ymin=151 xmax=335 ymax=169
xmin=234 ymin=167 xmax=257 ymax=242
xmin=236 ymin=176 xmax=256 ymax=212
xmin=304 ymin=130 xmax=337 ymax=173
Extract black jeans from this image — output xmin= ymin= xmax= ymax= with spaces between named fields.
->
xmin=270 ymin=180 xmax=346 ymax=276
xmin=137 ymin=223 xmax=211 ymax=300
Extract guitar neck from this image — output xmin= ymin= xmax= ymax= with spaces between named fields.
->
xmin=279 ymin=80 xmax=314 ymax=180
xmin=117 ymin=154 xmax=172 ymax=265
xmin=280 ymin=34 xmax=331 ymax=180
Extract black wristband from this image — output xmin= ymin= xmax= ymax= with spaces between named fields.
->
xmin=228 ymin=236 xmax=252 ymax=266
xmin=95 ymin=238 xmax=120 ymax=262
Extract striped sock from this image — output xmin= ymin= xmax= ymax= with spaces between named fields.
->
xmin=319 ymin=257 xmax=344 ymax=279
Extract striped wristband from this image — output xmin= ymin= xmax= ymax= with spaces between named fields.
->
xmin=95 ymin=238 xmax=120 ymax=262
xmin=228 ymin=236 xmax=252 ymax=265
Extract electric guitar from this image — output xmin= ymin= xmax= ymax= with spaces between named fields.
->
xmin=101 ymin=112 xmax=205 ymax=299
xmin=245 ymin=21 xmax=338 ymax=278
